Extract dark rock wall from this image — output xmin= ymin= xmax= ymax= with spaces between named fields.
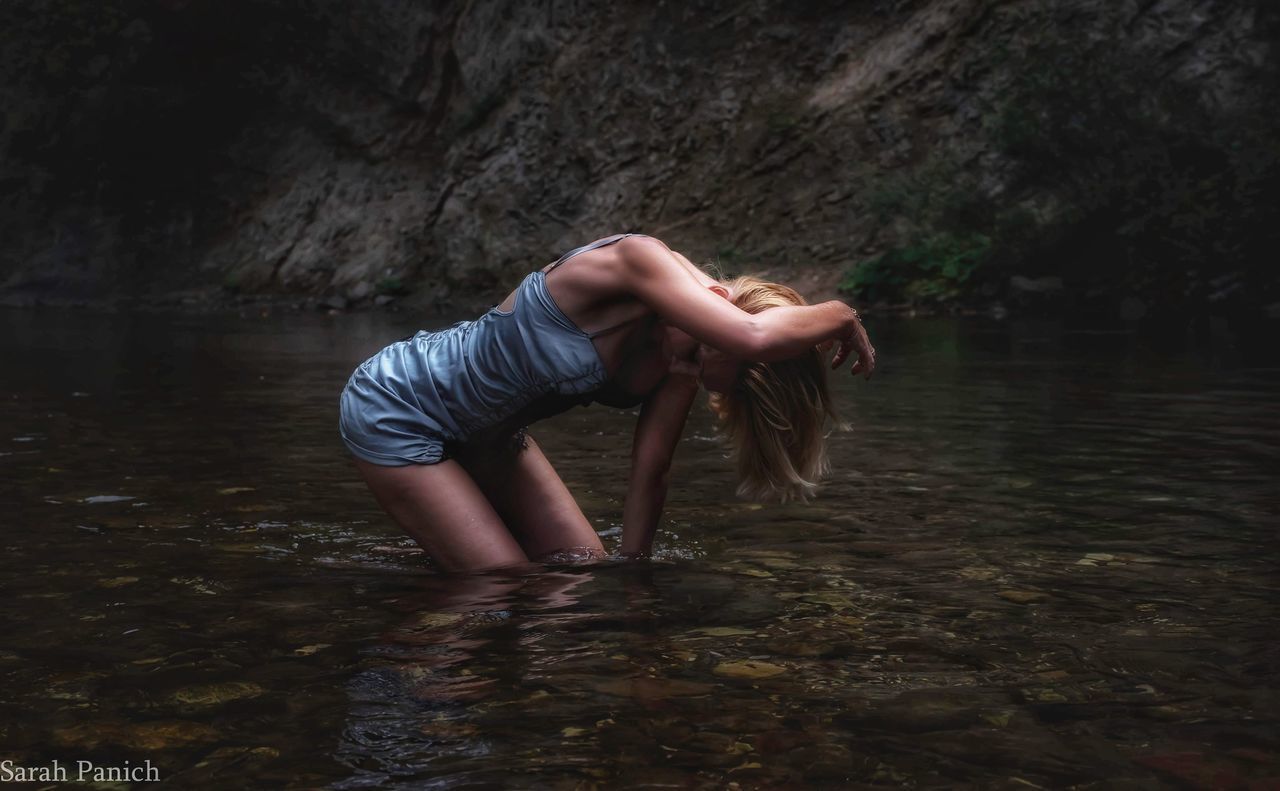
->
xmin=2 ymin=0 xmax=1276 ymax=313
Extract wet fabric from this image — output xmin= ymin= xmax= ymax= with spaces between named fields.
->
xmin=339 ymin=234 xmax=640 ymax=466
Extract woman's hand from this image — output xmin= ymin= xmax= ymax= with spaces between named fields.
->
xmin=829 ymin=306 xmax=876 ymax=379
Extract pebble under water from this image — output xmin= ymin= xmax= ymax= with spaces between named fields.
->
xmin=0 ymin=307 xmax=1276 ymax=789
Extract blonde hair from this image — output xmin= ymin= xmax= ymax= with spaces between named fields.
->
xmin=706 ymin=276 xmax=845 ymax=502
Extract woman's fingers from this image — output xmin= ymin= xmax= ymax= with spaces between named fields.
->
xmin=831 ymin=339 xmax=853 ymax=369
xmin=828 ymin=308 xmax=875 ymax=378
xmin=857 ymin=343 xmax=876 ymax=379
xmin=829 ymin=303 xmax=880 ymax=376
xmin=843 ymin=337 xmax=875 ymax=378
xmin=831 ymin=339 xmax=873 ymax=375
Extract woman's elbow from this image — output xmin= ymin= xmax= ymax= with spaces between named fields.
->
xmin=737 ymin=322 xmax=802 ymax=363
xmin=730 ymin=320 xmax=774 ymax=361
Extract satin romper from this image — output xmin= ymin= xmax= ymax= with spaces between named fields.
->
xmin=339 ymin=233 xmax=647 ymax=466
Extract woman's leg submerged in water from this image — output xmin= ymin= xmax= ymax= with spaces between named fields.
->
xmin=456 ymin=433 xmax=607 ymax=562
xmin=353 ymin=457 xmax=530 ymax=573
xmin=354 ymin=432 xmax=607 ymax=571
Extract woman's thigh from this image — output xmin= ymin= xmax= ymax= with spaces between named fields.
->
xmin=458 ymin=434 xmax=606 ymax=560
xmin=354 ymin=457 xmax=529 ymax=573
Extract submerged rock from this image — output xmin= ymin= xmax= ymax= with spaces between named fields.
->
xmin=712 ymin=660 xmax=787 ymax=680
xmin=97 ymin=576 xmax=140 ymax=588
xmin=54 ymin=721 xmax=220 ymax=750
xmin=685 ymin=626 xmax=757 ymax=638
xmin=593 ymin=676 xmax=715 ymax=699
xmin=997 ymin=590 xmax=1050 ymax=604
xmin=170 ymin=681 xmax=266 ymax=707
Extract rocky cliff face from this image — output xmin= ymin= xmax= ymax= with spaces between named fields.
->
xmin=2 ymin=0 xmax=1276 ymax=315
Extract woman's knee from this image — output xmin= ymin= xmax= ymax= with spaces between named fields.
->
xmin=352 ymin=457 xmax=529 ymax=571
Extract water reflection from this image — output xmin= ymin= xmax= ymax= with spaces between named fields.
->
xmin=1 ymin=307 xmax=1277 ymax=788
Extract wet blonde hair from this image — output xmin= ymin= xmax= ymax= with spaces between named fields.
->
xmin=706 ymin=276 xmax=845 ymax=502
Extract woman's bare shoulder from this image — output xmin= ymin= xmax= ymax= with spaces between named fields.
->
xmin=616 ymin=233 xmax=671 ymax=254
xmin=619 ymin=235 xmax=715 ymax=287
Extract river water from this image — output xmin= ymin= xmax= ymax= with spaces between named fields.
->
xmin=1 ymin=307 xmax=1276 ymax=788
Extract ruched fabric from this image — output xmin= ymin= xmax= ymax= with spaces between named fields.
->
xmin=339 ymin=234 xmax=635 ymax=466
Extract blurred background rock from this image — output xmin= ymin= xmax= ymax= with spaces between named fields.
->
xmin=2 ymin=0 xmax=1276 ymax=320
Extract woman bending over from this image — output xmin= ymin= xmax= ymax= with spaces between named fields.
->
xmin=339 ymin=233 xmax=876 ymax=572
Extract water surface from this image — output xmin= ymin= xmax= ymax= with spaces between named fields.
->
xmin=1 ymin=307 xmax=1276 ymax=788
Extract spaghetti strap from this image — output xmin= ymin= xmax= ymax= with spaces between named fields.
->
xmin=545 ymin=232 xmax=643 ymax=273
xmin=546 ymin=231 xmax=651 ymax=339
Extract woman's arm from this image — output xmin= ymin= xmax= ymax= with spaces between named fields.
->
xmin=617 ymin=236 xmax=862 ymax=364
xmin=620 ymin=372 xmax=700 ymax=557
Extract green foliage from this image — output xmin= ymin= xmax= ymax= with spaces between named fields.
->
xmin=843 ymin=6 xmax=1280 ymax=311
xmin=375 ymin=276 xmax=409 ymax=296
xmin=842 ymin=155 xmax=1011 ymax=305
xmin=865 ymin=157 xmax=994 ymax=231
xmin=842 ymin=233 xmax=992 ymax=304
xmin=979 ymin=12 xmax=1280 ymax=308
